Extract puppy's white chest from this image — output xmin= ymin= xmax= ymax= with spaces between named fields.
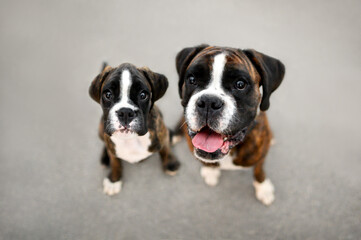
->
xmin=110 ymin=132 xmax=153 ymax=163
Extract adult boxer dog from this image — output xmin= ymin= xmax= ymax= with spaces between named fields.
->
xmin=89 ymin=63 xmax=180 ymax=196
xmin=175 ymin=45 xmax=285 ymax=205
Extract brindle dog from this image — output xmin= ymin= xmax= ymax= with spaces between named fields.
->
xmin=90 ymin=63 xmax=180 ymax=196
xmin=175 ymin=45 xmax=285 ymax=205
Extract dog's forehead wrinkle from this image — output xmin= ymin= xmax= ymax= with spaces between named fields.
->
xmin=132 ymin=78 xmax=151 ymax=92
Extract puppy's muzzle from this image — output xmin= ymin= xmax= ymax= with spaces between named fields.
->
xmin=117 ymin=108 xmax=136 ymax=127
xmin=196 ymin=95 xmax=224 ymax=121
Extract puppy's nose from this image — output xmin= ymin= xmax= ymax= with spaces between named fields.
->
xmin=117 ymin=108 xmax=136 ymax=126
xmin=196 ymin=95 xmax=224 ymax=112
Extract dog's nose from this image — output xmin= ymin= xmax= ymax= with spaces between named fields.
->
xmin=196 ymin=95 xmax=224 ymax=112
xmin=117 ymin=108 xmax=136 ymax=126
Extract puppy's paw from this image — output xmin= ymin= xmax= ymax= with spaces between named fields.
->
xmin=103 ymin=178 xmax=122 ymax=196
xmin=164 ymin=157 xmax=181 ymax=176
xmin=165 ymin=163 xmax=180 ymax=176
xmin=171 ymin=135 xmax=183 ymax=145
xmin=253 ymin=178 xmax=275 ymax=206
xmin=200 ymin=166 xmax=221 ymax=186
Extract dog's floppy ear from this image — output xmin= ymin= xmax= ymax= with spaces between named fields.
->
xmin=243 ymin=49 xmax=285 ymax=111
xmin=89 ymin=63 xmax=114 ymax=103
xmin=176 ymin=44 xmax=209 ymax=98
xmin=139 ymin=67 xmax=169 ymax=104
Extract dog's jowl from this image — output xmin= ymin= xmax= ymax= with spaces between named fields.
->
xmin=89 ymin=63 xmax=180 ymax=196
xmin=176 ymin=45 xmax=285 ymax=205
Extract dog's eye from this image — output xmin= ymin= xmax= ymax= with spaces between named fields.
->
xmin=139 ymin=91 xmax=148 ymax=100
xmin=188 ymin=75 xmax=196 ymax=85
xmin=103 ymin=90 xmax=113 ymax=100
xmin=235 ymin=80 xmax=247 ymax=90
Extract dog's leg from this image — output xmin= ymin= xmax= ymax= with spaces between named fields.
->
xmin=159 ymin=143 xmax=180 ymax=176
xmin=200 ymin=163 xmax=221 ymax=186
xmin=169 ymin=116 xmax=186 ymax=146
xmin=100 ymin=146 xmax=110 ymax=166
xmin=169 ymin=128 xmax=183 ymax=145
xmin=103 ymin=151 xmax=122 ymax=196
xmin=253 ymin=159 xmax=275 ymax=205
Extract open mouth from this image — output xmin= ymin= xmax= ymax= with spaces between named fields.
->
xmin=190 ymin=126 xmax=247 ymax=154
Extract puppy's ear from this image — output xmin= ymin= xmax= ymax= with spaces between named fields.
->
xmin=176 ymin=44 xmax=209 ymax=98
xmin=89 ymin=63 xmax=114 ymax=103
xmin=243 ymin=49 xmax=285 ymax=111
xmin=139 ymin=67 xmax=169 ymax=103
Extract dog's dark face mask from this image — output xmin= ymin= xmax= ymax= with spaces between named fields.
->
xmin=176 ymin=45 xmax=285 ymax=162
xmin=89 ymin=63 xmax=168 ymax=137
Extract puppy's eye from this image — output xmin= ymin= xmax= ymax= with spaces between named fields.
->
xmin=103 ymin=90 xmax=113 ymax=100
xmin=139 ymin=91 xmax=148 ymax=100
xmin=188 ymin=75 xmax=196 ymax=85
xmin=235 ymin=80 xmax=247 ymax=90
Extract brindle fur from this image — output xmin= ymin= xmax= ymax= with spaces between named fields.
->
xmin=232 ymin=112 xmax=272 ymax=182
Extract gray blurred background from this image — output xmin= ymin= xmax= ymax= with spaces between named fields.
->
xmin=1 ymin=0 xmax=360 ymax=239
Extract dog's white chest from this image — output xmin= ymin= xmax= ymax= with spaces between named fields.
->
xmin=110 ymin=132 xmax=152 ymax=163
xmin=219 ymin=154 xmax=246 ymax=170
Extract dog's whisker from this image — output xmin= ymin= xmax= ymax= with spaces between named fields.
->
xmin=179 ymin=121 xmax=186 ymax=129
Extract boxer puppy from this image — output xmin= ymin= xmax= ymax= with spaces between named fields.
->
xmin=89 ymin=63 xmax=180 ymax=196
xmin=175 ymin=45 xmax=285 ymax=205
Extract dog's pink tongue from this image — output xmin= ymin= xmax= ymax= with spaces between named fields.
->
xmin=192 ymin=128 xmax=224 ymax=153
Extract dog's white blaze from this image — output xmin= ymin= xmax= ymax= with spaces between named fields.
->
xmin=118 ymin=70 xmax=137 ymax=110
xmin=210 ymin=53 xmax=227 ymax=91
xmin=108 ymin=69 xmax=139 ymax=130
xmin=185 ymin=53 xmax=236 ymax=132
xmin=110 ymin=131 xmax=152 ymax=163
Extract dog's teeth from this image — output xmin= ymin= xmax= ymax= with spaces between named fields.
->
xmin=223 ymin=137 xmax=228 ymax=141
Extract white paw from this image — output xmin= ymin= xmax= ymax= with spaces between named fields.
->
xmin=253 ymin=178 xmax=275 ymax=206
xmin=165 ymin=170 xmax=178 ymax=176
xmin=200 ymin=166 xmax=221 ymax=186
xmin=171 ymin=135 xmax=183 ymax=145
xmin=103 ymin=178 xmax=122 ymax=196
xmin=270 ymin=138 xmax=276 ymax=146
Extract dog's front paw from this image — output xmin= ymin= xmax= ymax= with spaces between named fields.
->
xmin=164 ymin=156 xmax=181 ymax=176
xmin=103 ymin=178 xmax=122 ymax=196
xmin=165 ymin=161 xmax=180 ymax=176
xmin=253 ymin=178 xmax=275 ymax=206
xmin=200 ymin=166 xmax=221 ymax=186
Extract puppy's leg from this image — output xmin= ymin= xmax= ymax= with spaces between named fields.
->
xmin=159 ymin=144 xmax=180 ymax=176
xmin=253 ymin=158 xmax=275 ymax=205
xmin=100 ymin=147 xmax=110 ymax=166
xmin=200 ymin=163 xmax=221 ymax=186
xmin=103 ymin=151 xmax=122 ymax=196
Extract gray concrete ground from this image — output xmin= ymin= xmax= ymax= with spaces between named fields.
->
xmin=1 ymin=0 xmax=360 ymax=239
